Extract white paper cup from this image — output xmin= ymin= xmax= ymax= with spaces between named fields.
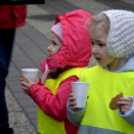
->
xmin=71 ymin=82 xmax=90 ymax=108
xmin=21 ymin=68 xmax=39 ymax=82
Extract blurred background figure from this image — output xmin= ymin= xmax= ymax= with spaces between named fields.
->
xmin=0 ymin=5 xmax=27 ymax=134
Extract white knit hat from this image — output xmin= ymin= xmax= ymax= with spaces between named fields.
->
xmin=51 ymin=22 xmax=63 ymax=41
xmin=100 ymin=10 xmax=134 ymax=58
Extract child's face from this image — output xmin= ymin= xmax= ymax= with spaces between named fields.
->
xmin=89 ymin=23 xmax=116 ymax=67
xmin=47 ymin=32 xmax=62 ymax=57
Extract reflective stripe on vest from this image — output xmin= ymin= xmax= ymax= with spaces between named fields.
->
xmin=77 ymin=125 xmax=125 ymax=134
xmin=37 ymin=131 xmax=41 ymax=134
xmin=80 ymin=66 xmax=134 ymax=134
xmin=38 ymin=67 xmax=88 ymax=134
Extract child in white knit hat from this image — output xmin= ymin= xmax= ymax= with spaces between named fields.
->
xmin=67 ymin=10 xmax=134 ymax=134
xmin=20 ymin=10 xmax=92 ymax=134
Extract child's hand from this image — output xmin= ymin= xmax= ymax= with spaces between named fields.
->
xmin=69 ymin=93 xmax=77 ymax=110
xmin=117 ymin=97 xmax=133 ymax=113
xmin=20 ymin=75 xmax=35 ymax=94
xmin=68 ymin=93 xmax=89 ymax=110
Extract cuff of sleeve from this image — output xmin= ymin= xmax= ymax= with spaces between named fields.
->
xmin=67 ymin=100 xmax=87 ymax=126
xmin=67 ymin=100 xmax=87 ymax=114
xmin=28 ymin=83 xmax=37 ymax=97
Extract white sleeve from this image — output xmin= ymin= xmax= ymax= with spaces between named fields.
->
xmin=67 ymin=100 xmax=87 ymax=126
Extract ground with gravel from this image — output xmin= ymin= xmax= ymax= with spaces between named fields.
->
xmin=5 ymin=87 xmax=37 ymax=134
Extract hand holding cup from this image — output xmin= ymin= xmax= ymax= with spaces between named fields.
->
xmin=21 ymin=68 xmax=39 ymax=94
xmin=69 ymin=93 xmax=89 ymax=110
xmin=70 ymin=82 xmax=90 ymax=109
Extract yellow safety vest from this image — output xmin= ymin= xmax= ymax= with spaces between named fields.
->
xmin=80 ymin=66 xmax=134 ymax=134
xmin=38 ymin=67 xmax=87 ymax=134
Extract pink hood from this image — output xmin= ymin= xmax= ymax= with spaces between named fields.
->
xmin=40 ymin=9 xmax=92 ymax=72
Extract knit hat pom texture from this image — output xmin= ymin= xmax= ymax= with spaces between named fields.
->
xmin=100 ymin=10 xmax=134 ymax=58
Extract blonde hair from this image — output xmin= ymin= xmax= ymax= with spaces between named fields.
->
xmin=89 ymin=14 xmax=110 ymax=34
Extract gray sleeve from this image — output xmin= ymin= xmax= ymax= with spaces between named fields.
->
xmin=67 ymin=100 xmax=87 ymax=126
xmin=118 ymin=96 xmax=134 ymax=126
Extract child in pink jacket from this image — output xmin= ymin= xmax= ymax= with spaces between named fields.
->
xmin=21 ymin=9 xmax=92 ymax=134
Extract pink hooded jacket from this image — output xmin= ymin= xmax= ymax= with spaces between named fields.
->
xmin=29 ymin=9 xmax=92 ymax=134
xmin=41 ymin=9 xmax=92 ymax=71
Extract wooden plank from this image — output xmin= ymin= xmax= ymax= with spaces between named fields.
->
xmin=96 ymin=0 xmax=134 ymax=11
xmin=45 ymin=0 xmax=71 ymax=14
xmin=54 ymin=0 xmax=79 ymax=11
xmin=38 ymin=0 xmax=79 ymax=14
xmin=38 ymin=4 xmax=60 ymax=14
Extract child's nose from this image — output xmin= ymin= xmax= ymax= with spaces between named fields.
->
xmin=92 ymin=45 xmax=98 ymax=54
xmin=47 ymin=45 xmax=51 ymax=51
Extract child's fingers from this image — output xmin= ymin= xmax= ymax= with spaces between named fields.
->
xmin=69 ymin=96 xmax=76 ymax=102
xmin=120 ymin=108 xmax=129 ymax=113
xmin=117 ymin=101 xmax=128 ymax=105
xmin=24 ymin=90 xmax=29 ymax=94
xmin=120 ymin=97 xmax=132 ymax=102
xmin=21 ymin=81 xmax=29 ymax=87
xmin=117 ymin=101 xmax=132 ymax=107
xmin=69 ymin=93 xmax=74 ymax=97
xmin=20 ymin=78 xmax=24 ymax=81
xmin=69 ymin=101 xmax=77 ymax=106
xmin=70 ymin=105 xmax=77 ymax=110
xmin=117 ymin=100 xmax=132 ymax=106
xmin=119 ymin=98 xmax=132 ymax=113
xmin=21 ymin=75 xmax=30 ymax=83
xmin=21 ymin=86 xmax=28 ymax=91
xmin=121 ymin=105 xmax=131 ymax=110
xmin=120 ymin=105 xmax=131 ymax=113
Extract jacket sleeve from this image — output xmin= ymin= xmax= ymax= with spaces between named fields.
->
xmin=67 ymin=100 xmax=87 ymax=126
xmin=29 ymin=76 xmax=79 ymax=122
xmin=118 ymin=96 xmax=134 ymax=126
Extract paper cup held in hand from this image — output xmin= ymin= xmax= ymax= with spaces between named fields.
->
xmin=71 ymin=82 xmax=90 ymax=108
xmin=21 ymin=68 xmax=39 ymax=82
